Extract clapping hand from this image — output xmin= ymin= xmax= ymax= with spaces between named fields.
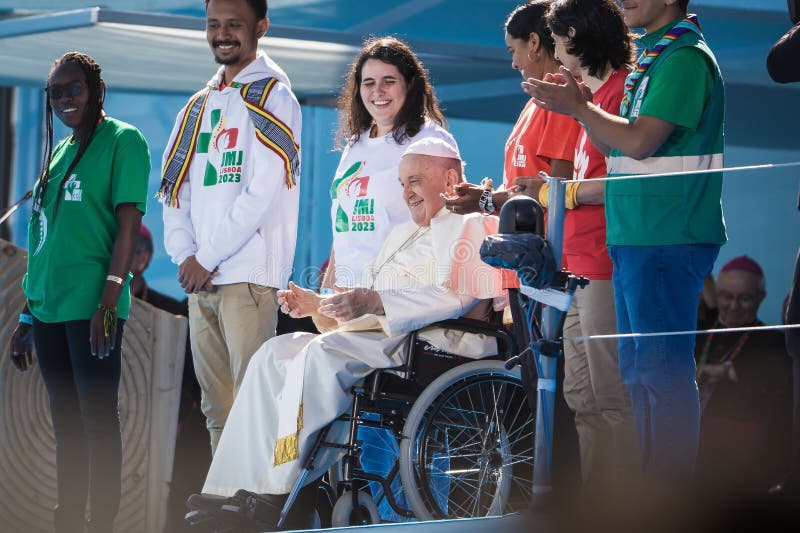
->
xmin=522 ymin=66 xmax=593 ymax=115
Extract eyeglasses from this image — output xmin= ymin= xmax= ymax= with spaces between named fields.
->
xmin=44 ymin=81 xmax=85 ymax=100
xmin=716 ymin=290 xmax=761 ymax=306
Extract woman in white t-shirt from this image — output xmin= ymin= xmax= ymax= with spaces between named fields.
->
xmin=276 ymin=37 xmax=457 ymax=524
xmin=323 ymin=36 xmax=457 ymax=289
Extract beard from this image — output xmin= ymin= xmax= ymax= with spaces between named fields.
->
xmin=211 ymin=41 xmax=242 ymax=65
xmin=213 ymin=53 xmax=241 ymax=65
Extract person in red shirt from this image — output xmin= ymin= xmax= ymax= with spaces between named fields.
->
xmin=442 ymin=0 xmax=581 ymax=214
xmin=515 ymin=0 xmax=640 ymax=491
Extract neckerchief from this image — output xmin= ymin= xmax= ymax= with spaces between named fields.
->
xmin=619 ymin=14 xmax=703 ymax=117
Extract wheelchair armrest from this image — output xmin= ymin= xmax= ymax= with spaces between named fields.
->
xmin=427 ymin=317 xmax=507 ymax=336
xmin=421 ymin=318 xmax=516 ymax=359
xmin=368 ymin=317 xmax=517 ymax=401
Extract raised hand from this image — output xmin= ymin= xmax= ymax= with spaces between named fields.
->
xmin=522 ymin=66 xmax=588 ymax=116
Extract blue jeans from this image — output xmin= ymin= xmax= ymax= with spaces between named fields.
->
xmin=608 ymin=244 xmax=719 ymax=484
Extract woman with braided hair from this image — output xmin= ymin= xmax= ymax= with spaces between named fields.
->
xmin=8 ymin=52 xmax=150 ymax=532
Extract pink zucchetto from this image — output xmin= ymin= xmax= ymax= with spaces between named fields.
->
xmin=720 ymin=255 xmax=764 ymax=277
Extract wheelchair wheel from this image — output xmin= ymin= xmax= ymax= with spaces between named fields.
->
xmin=331 ymin=490 xmax=380 ymax=527
xmin=399 ymin=360 xmax=535 ymax=520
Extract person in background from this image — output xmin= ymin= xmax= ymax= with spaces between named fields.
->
xmin=131 ymin=224 xmax=187 ymax=315
xmin=694 ymin=256 xmax=792 ymax=491
xmin=160 ymin=0 xmax=301 ymax=455
xmin=129 ymin=224 xmax=211 ymax=532
xmin=9 ymin=51 xmax=150 ymax=532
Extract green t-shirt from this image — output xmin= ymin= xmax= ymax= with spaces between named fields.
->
xmin=636 ymin=47 xmax=712 ymax=130
xmin=606 ymin=18 xmax=727 ymax=246
xmin=24 ymin=117 xmax=151 ymax=322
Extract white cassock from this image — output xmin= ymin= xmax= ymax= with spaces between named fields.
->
xmin=203 ymin=209 xmax=505 ymax=496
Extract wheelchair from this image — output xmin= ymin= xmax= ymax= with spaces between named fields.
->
xmin=299 ymin=315 xmax=536 ymax=527
xmin=189 ymin=196 xmax=579 ymax=531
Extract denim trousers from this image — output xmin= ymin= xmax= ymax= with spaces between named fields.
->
xmin=608 ymin=244 xmax=719 ymax=484
xmin=33 ymin=318 xmax=124 ymax=532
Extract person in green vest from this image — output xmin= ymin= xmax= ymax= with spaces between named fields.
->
xmin=522 ymin=0 xmax=726 ymax=486
xmin=8 ymin=52 xmax=150 ymax=532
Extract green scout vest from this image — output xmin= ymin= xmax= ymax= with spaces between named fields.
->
xmin=606 ymin=23 xmax=727 ymax=246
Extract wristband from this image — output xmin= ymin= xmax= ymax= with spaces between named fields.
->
xmin=477 ymin=177 xmax=495 ymax=215
xmin=18 ymin=313 xmax=33 ymax=326
xmin=106 ymin=275 xmax=125 ymax=285
xmin=537 ymin=182 xmax=581 ymax=210
xmin=98 ymin=304 xmax=118 ymax=338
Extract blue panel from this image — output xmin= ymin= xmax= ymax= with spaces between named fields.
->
xmin=9 ymin=87 xmax=43 ymax=248
xmin=0 ymin=8 xmax=97 ymax=39
xmin=292 ymin=105 xmax=343 ymax=289
xmin=447 ymin=117 xmax=512 ymax=185
xmin=716 ymin=146 xmax=800 ymax=326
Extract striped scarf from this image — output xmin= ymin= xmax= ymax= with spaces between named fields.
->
xmin=619 ymin=14 xmax=703 ymax=117
xmin=158 ymin=77 xmax=299 ymax=207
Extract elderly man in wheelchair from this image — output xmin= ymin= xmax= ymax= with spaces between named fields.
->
xmin=186 ymin=138 xmax=559 ymax=531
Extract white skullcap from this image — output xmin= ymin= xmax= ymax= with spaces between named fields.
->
xmin=402 ymin=137 xmax=461 ymax=161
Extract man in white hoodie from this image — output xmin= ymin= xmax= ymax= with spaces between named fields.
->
xmin=160 ymin=0 xmax=301 ymax=454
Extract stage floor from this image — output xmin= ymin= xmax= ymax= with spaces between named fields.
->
xmin=286 ymin=513 xmax=537 ymax=533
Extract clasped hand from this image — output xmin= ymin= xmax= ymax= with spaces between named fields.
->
xmin=697 ymin=362 xmax=738 ymax=385
xmin=278 ymin=282 xmax=383 ymax=323
xmin=179 ymin=255 xmax=215 ymax=293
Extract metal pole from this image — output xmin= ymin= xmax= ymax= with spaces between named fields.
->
xmin=532 ymin=176 xmax=566 ymax=495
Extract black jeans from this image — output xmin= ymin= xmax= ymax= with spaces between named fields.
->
xmin=33 ymin=318 xmax=124 ymax=532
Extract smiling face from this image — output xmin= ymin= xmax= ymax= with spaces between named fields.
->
xmin=505 ymin=31 xmax=537 ymax=81
xmin=206 ymin=0 xmax=268 ymax=80
xmin=359 ymin=59 xmax=408 ymax=137
xmin=620 ymin=0 xmax=682 ymax=33
xmin=716 ymin=270 xmax=765 ymax=328
xmin=399 ymin=154 xmax=459 ymax=227
xmin=47 ymin=62 xmax=90 ymax=131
